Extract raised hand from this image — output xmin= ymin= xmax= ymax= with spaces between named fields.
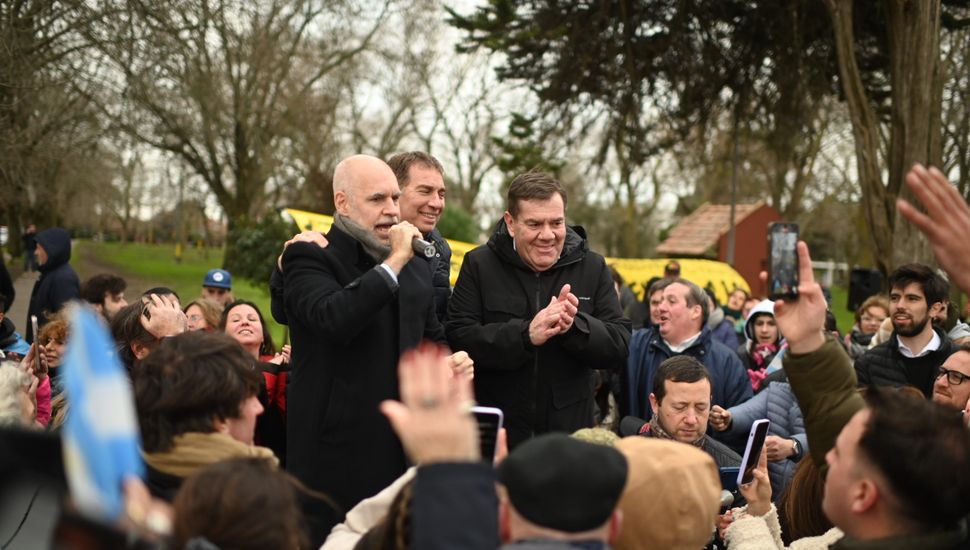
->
xmin=897 ymin=164 xmax=970 ymax=295
xmin=380 ymin=342 xmax=479 ymax=465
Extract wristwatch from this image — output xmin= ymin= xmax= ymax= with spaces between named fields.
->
xmin=790 ymin=438 xmax=802 ymax=460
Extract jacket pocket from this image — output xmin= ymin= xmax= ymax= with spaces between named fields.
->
xmin=483 ymin=292 xmax=527 ymax=322
xmin=319 ymin=378 xmax=350 ymax=440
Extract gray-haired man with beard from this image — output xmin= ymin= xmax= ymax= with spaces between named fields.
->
xmin=854 ymin=263 xmax=955 ymax=397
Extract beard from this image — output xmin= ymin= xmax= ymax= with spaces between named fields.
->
xmin=893 ymin=314 xmax=929 ymax=337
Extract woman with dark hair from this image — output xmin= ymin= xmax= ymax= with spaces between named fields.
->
xmin=776 ymin=459 xmax=833 ymax=545
xmin=221 ymin=300 xmax=289 ymax=464
xmin=221 ymin=300 xmax=289 ymax=364
xmin=134 ymin=331 xmax=275 ymax=501
xmin=173 ymin=457 xmax=309 ymax=550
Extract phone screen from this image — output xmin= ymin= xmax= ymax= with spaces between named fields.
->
xmin=768 ymin=222 xmax=799 ymax=300
xmin=738 ymin=419 xmax=770 ymax=486
xmin=31 ymin=315 xmax=41 ymax=372
xmin=471 ymin=406 xmax=503 ymax=463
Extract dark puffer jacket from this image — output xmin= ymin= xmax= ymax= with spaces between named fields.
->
xmin=26 ymin=228 xmax=80 ymax=343
xmin=854 ymin=327 xmax=954 ymax=398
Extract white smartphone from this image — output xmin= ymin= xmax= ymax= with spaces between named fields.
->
xmin=737 ymin=419 xmax=771 ymax=486
xmin=471 ymin=406 xmax=504 ymax=463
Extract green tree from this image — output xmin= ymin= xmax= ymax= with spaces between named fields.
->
xmin=449 ymin=0 xmax=970 ymax=272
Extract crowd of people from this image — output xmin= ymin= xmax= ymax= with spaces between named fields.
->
xmin=0 ymin=155 xmax=969 ymax=549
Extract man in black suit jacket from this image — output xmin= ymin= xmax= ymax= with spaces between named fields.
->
xmin=280 ymin=154 xmax=448 ymax=546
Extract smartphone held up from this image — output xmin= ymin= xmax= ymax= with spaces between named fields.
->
xmin=768 ymin=222 xmax=799 ymax=301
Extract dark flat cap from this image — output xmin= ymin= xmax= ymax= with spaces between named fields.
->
xmin=498 ymin=433 xmax=628 ymax=533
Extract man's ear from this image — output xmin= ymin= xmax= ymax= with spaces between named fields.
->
xmin=498 ymin=499 xmax=512 ymax=543
xmin=649 ymin=393 xmax=659 ymax=416
xmin=689 ymin=303 xmax=702 ymax=321
xmin=212 ymin=415 xmax=229 ymax=435
xmin=503 ymin=211 xmax=515 ymax=237
xmin=851 ymin=478 xmax=880 ymax=515
xmin=929 ymin=301 xmax=944 ymax=317
xmin=334 ymin=190 xmax=350 ymax=216
xmin=607 ymin=509 xmax=623 ymax=545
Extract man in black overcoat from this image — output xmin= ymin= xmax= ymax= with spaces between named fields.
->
xmin=280 ymin=154 xmax=447 ymax=545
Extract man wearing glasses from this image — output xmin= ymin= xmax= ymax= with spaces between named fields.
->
xmin=932 ymin=342 xmax=970 ymax=414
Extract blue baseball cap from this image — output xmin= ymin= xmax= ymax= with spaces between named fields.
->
xmin=203 ymin=268 xmax=232 ymax=289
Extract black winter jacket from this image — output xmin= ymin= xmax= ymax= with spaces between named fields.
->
xmin=853 ymin=327 xmax=954 ymax=398
xmin=426 ymin=227 xmax=452 ymax=323
xmin=446 ymin=221 xmax=630 ymax=449
xmin=26 ymin=228 xmax=79 ymax=343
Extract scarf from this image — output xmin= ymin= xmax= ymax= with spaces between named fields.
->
xmin=748 ymin=342 xmax=778 ymax=391
xmin=645 ymin=415 xmax=705 ymax=450
xmin=143 ymin=432 xmax=278 ymax=478
xmin=333 ymin=212 xmax=391 ymax=263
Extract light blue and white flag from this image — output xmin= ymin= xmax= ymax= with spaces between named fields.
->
xmin=62 ymin=304 xmax=144 ymax=521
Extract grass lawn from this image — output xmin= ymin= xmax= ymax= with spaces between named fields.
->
xmin=75 ymin=241 xmax=286 ymax=344
xmin=827 ymin=285 xmax=857 ymax=334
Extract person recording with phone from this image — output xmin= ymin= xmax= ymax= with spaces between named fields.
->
xmin=709 ymin=381 xmax=807 ymax=502
xmin=721 ymin=236 xmax=970 ymax=549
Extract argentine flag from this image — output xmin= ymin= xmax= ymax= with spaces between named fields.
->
xmin=62 ymin=305 xmax=144 ymax=520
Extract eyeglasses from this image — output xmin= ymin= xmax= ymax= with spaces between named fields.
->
xmin=936 ymin=367 xmax=970 ymax=386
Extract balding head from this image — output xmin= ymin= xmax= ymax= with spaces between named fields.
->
xmin=333 ymin=155 xmax=393 ymax=197
xmin=332 ymin=154 xmax=402 ymax=243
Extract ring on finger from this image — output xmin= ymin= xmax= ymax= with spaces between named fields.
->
xmin=419 ymin=397 xmax=439 ymax=410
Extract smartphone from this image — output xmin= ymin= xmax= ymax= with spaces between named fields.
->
xmin=737 ymin=419 xmax=770 ymax=486
xmin=768 ymin=222 xmax=799 ymax=300
xmin=30 ymin=315 xmax=41 ymax=372
xmin=471 ymin=406 xmax=503 ymax=463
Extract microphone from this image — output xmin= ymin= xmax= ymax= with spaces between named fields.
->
xmin=719 ymin=490 xmax=735 ymax=509
xmin=412 ymin=237 xmax=436 ymax=258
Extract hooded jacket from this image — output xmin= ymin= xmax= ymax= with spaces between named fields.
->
xmin=26 ymin=228 xmax=79 ymax=342
xmin=0 ymin=317 xmax=30 ymax=357
xmin=446 ymin=220 xmax=630 ymax=449
xmin=737 ymin=300 xmax=783 ymax=375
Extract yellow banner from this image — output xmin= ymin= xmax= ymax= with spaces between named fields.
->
xmin=283 ymin=208 xmax=750 ymax=304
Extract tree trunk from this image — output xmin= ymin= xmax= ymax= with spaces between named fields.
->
xmin=824 ymin=0 xmax=942 ymax=275
xmin=885 ymin=0 xmax=942 ymax=268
